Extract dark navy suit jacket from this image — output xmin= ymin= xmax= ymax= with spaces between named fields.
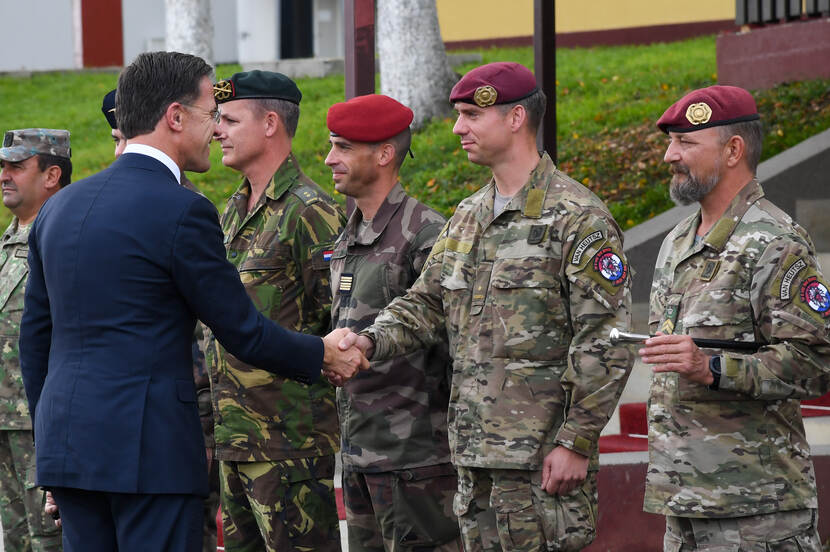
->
xmin=20 ymin=153 xmax=323 ymax=495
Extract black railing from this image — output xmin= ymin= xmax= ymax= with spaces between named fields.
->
xmin=736 ymin=0 xmax=830 ymax=24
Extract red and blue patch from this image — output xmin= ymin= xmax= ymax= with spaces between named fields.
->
xmin=323 ymin=250 xmax=333 ymax=262
xmin=593 ymin=247 xmax=627 ymax=286
xmin=800 ymin=276 xmax=830 ymax=317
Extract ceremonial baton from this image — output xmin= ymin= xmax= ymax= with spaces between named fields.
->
xmin=609 ymin=328 xmax=763 ymax=352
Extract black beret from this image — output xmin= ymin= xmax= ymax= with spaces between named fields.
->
xmin=101 ymin=89 xmax=118 ymax=129
xmin=213 ymin=70 xmax=302 ymax=105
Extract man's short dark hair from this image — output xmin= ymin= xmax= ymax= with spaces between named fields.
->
xmin=718 ymin=119 xmax=763 ymax=174
xmin=251 ymin=98 xmax=300 ymax=138
xmin=36 ymin=154 xmax=72 ymax=188
xmin=116 ymin=51 xmax=214 ymax=139
xmin=498 ymin=88 xmax=547 ymax=133
xmin=382 ymin=127 xmax=412 ymax=170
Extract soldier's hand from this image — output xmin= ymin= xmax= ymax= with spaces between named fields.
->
xmin=541 ymin=446 xmax=588 ymax=496
xmin=337 ymin=329 xmax=375 ymax=360
xmin=638 ymin=332 xmax=712 ymax=385
xmin=322 ymin=328 xmax=370 ymax=385
xmin=44 ymin=491 xmax=61 ymax=527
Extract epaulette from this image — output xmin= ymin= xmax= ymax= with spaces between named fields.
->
xmin=290 ymin=184 xmax=321 ymax=206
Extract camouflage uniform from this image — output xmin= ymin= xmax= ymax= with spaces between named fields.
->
xmin=330 ymin=183 xmax=460 ymax=551
xmin=644 ymin=180 xmax=830 ymax=549
xmin=0 ymin=218 xmax=61 ymax=552
xmin=205 ymin=153 xmax=344 ymax=551
xmin=363 ymin=153 xmax=633 ymax=551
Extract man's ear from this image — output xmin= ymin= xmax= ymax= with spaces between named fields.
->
xmin=166 ymin=102 xmax=186 ymax=131
xmin=724 ymin=134 xmax=746 ymax=168
xmin=264 ymin=111 xmax=280 ymax=138
xmin=509 ymin=104 xmax=527 ymax=133
xmin=377 ymin=143 xmax=396 ymax=168
xmin=42 ymin=165 xmax=62 ymax=192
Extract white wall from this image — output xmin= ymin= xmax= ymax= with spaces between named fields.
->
xmin=314 ymin=0 xmax=343 ymax=58
xmin=0 ymin=0 xmax=77 ymax=72
xmin=121 ymin=0 xmax=238 ymax=66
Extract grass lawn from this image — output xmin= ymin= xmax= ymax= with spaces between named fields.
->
xmin=1 ymin=35 xmax=829 ymax=231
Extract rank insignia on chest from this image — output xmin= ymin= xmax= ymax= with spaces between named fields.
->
xmin=799 ymin=276 xmax=830 ymax=318
xmin=699 ymin=259 xmax=720 ymax=282
xmin=323 ymin=250 xmax=333 ymax=262
xmin=527 ymin=224 xmax=546 ymax=244
xmin=593 ymin=247 xmax=627 ymax=286
xmin=339 ymin=273 xmax=354 ymax=296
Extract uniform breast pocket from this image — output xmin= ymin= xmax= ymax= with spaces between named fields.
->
xmin=439 ymin=254 xmax=473 ymax=353
xmin=490 ymin=257 xmax=567 ymax=361
xmin=238 ymin=252 xmax=286 ymax=314
xmin=0 ymin=259 xmax=28 ymax=312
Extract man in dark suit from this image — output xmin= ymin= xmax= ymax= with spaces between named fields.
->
xmin=19 ymin=51 xmax=366 ymax=552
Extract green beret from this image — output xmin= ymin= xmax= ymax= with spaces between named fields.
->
xmin=214 ymin=70 xmax=302 ymax=105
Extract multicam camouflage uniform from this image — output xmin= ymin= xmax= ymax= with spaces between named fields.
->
xmin=0 ymin=218 xmax=61 ymax=552
xmin=363 ymin=154 xmax=633 ymax=551
xmin=205 ymin=154 xmax=344 ymax=552
xmin=330 ymin=183 xmax=460 ymax=551
xmin=645 ymin=180 xmax=830 ymax=550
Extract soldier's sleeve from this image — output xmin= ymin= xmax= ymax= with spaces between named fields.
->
xmin=19 ymin=219 xmax=51 ymax=424
xmin=555 ymin=212 xmax=634 ymax=457
xmin=716 ymin=235 xmax=830 ymax=398
xmin=192 ymin=324 xmax=214 ymax=447
xmin=363 ymin=221 xmax=450 ymax=361
xmin=292 ymin=200 xmax=345 ymax=336
xmin=409 ymin=218 xmax=447 ymax=275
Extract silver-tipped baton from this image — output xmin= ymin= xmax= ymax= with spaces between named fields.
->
xmin=609 ymin=328 xmax=764 ymax=352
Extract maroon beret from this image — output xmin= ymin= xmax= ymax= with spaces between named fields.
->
xmin=657 ymin=85 xmax=759 ymax=133
xmin=449 ymin=62 xmax=538 ymax=107
xmin=326 ymin=94 xmax=414 ymax=142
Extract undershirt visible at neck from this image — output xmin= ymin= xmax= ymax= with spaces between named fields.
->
xmin=494 ymin=188 xmax=513 ymax=217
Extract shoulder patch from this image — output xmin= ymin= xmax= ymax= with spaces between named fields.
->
xmin=798 ymin=276 xmax=830 ymax=319
xmin=780 ymin=258 xmax=808 ymax=301
xmin=593 ymin=247 xmax=628 ymax=287
xmin=291 ymin=185 xmax=320 ymax=206
xmin=571 ymin=230 xmax=603 ymax=265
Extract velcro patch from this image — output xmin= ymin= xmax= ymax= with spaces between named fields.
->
xmin=339 ymin=273 xmax=354 ymax=296
xmin=527 ymin=224 xmax=546 ymax=244
xmin=799 ymin=276 xmax=830 ymax=318
xmin=571 ymin=231 xmax=603 ymax=265
xmin=13 ymin=249 xmax=28 ymax=258
xmin=593 ymin=247 xmax=627 ymax=286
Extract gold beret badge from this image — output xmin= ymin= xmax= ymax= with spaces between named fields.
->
xmin=213 ymin=80 xmax=234 ymax=101
xmin=685 ymin=102 xmax=712 ymax=125
xmin=473 ymin=85 xmax=498 ymax=107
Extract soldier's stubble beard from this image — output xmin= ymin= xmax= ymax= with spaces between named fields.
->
xmin=669 ymin=160 xmax=721 ymax=206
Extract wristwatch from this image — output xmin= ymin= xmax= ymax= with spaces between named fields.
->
xmin=708 ymin=355 xmax=722 ymax=390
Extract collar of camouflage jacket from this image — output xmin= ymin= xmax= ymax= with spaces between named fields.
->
xmin=345 ymin=181 xmax=407 ymax=246
xmin=701 ymin=178 xmax=764 ymax=252
xmin=1 ymin=217 xmax=30 ymax=246
xmin=475 ymin=152 xmax=554 ymax=226
xmin=229 ymin=152 xmax=302 ymax=229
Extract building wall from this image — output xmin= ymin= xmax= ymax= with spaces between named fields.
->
xmin=0 ymin=0 xmax=77 ymax=72
xmin=436 ymin=0 xmax=734 ymax=42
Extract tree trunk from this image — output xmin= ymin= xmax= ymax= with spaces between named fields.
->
xmin=377 ymin=0 xmax=457 ymax=129
xmin=165 ymin=0 xmax=214 ymax=67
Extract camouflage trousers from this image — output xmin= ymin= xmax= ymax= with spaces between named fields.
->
xmin=453 ymin=466 xmax=597 ymax=552
xmin=664 ymin=509 xmax=822 ymax=552
xmin=0 ymin=430 xmax=62 ymax=552
xmin=343 ymin=464 xmax=461 ymax=552
xmin=219 ymin=454 xmax=340 ymax=552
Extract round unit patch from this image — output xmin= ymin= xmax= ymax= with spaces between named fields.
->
xmin=800 ymin=276 xmax=830 ymax=317
xmin=593 ymin=247 xmax=627 ymax=286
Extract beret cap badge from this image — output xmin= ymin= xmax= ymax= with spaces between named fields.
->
xmin=213 ymin=79 xmax=235 ymax=101
xmin=473 ymin=85 xmax=498 ymax=107
xmin=685 ymin=102 xmax=712 ymax=125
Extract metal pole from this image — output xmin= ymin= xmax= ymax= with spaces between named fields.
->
xmin=534 ymin=0 xmax=557 ymax=162
xmin=344 ymin=0 xmax=375 ymax=100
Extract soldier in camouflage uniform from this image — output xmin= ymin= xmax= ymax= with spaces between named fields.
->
xmin=208 ymin=71 xmax=345 ymax=552
xmin=340 ymin=63 xmax=633 ymax=551
xmin=0 ymin=128 xmax=71 ymax=552
xmin=325 ymin=94 xmax=461 ymax=551
xmin=639 ymin=86 xmax=830 ymax=551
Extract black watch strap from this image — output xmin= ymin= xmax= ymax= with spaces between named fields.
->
xmin=708 ymin=355 xmax=722 ymax=390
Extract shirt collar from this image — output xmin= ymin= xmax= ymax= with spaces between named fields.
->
xmin=122 ymin=143 xmax=181 ymax=184
xmin=345 ymin=182 xmax=407 ymax=246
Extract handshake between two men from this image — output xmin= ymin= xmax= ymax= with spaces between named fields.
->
xmin=321 ymin=328 xmax=374 ymax=385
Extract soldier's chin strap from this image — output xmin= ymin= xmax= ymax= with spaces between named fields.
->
xmin=608 ymin=328 xmax=764 ymax=352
